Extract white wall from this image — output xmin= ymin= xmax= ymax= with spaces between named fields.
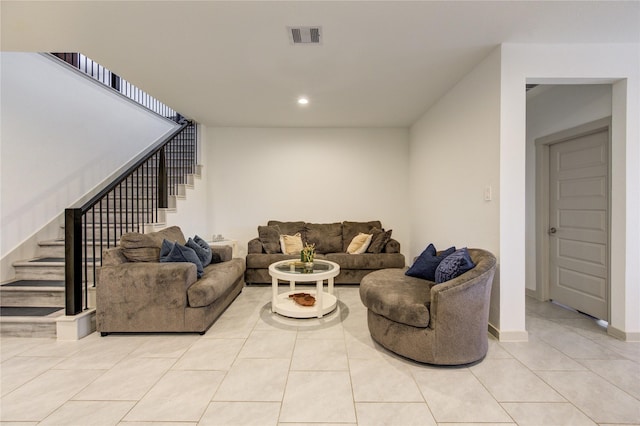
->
xmin=501 ymin=43 xmax=640 ymax=339
xmin=409 ymin=48 xmax=502 ymax=330
xmin=525 ymin=85 xmax=612 ymax=292
xmin=204 ymin=127 xmax=410 ymax=258
xmin=164 ymin=127 xmax=209 ymax=241
xmin=0 ymin=53 xmax=176 ymax=259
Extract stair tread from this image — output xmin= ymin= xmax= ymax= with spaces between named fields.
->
xmin=1 ymin=279 xmax=64 ymax=287
xmin=0 ymin=306 xmax=63 ymax=317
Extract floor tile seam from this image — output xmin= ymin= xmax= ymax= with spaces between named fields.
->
xmin=110 ymin=351 xmax=184 ymax=423
xmin=565 ymin=360 xmax=640 ymax=403
xmin=466 ymin=363 xmax=518 ymax=424
xmin=275 ymin=327 xmax=298 ymax=426
xmin=0 ymin=361 xmax=109 ymax=402
xmin=527 ymin=368 xmax=612 ymax=425
xmin=0 ymin=363 xmax=65 ymax=400
xmin=476 ymin=352 xmax=568 ymax=403
xmin=497 ymin=400 xmax=600 ymax=426
xmin=590 ymin=336 xmax=640 ymax=361
xmin=36 ymin=399 xmax=138 ymax=426
xmin=345 ymin=359 xmax=360 ymax=426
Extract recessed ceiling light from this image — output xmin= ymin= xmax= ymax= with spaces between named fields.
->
xmin=297 ymin=97 xmax=309 ymax=105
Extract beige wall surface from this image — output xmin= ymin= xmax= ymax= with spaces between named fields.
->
xmin=409 ymin=48 xmax=502 ymax=330
xmin=203 ymin=127 xmax=410 ymax=259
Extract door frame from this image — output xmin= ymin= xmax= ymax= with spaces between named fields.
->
xmin=534 ymin=116 xmax=612 ymax=320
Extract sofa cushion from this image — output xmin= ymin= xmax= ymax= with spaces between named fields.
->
xmin=435 ymin=247 xmax=476 ymax=283
xmin=186 ymin=236 xmax=213 ymax=267
xmin=347 ymin=233 xmax=373 ymax=254
xmin=258 ymin=225 xmax=282 ymax=254
xmin=405 ymin=243 xmax=455 ymax=281
xmin=367 ymin=228 xmax=393 ymax=254
xmin=280 ymin=233 xmax=303 ymax=255
xmin=120 ymin=226 xmax=186 ymax=262
xmin=306 ymin=222 xmax=343 ymax=253
xmin=267 ymin=221 xmax=306 ymax=238
xmin=187 ymin=258 xmax=245 ymax=308
xmin=246 ymin=253 xmax=326 ymax=269
xmin=324 ymin=253 xmax=405 ymax=270
xmin=342 ymin=221 xmax=382 ymax=252
xmin=359 ymin=268 xmax=432 ymax=328
xmin=160 ymin=239 xmax=204 ymax=278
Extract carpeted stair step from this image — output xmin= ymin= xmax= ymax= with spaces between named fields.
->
xmin=0 ymin=306 xmax=63 ymax=338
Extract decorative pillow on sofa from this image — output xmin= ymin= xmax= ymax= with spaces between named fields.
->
xmin=347 ymin=232 xmax=373 ymax=254
xmin=160 ymin=239 xmax=204 ymax=278
xmin=186 ymin=235 xmax=212 ymax=267
xmin=280 ymin=233 xmax=304 ymax=255
xmin=405 ymin=243 xmax=456 ymax=281
xmin=367 ymin=228 xmax=393 ymax=254
xmin=120 ymin=226 xmax=186 ymax=262
xmin=258 ymin=225 xmax=282 ymax=254
xmin=435 ymin=247 xmax=476 ymax=284
xmin=342 ymin=221 xmax=382 ymax=252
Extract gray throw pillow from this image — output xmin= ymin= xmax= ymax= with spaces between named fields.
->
xmin=160 ymin=239 xmax=204 ymax=278
xmin=435 ymin=247 xmax=476 ymax=284
xmin=367 ymin=228 xmax=393 ymax=253
xmin=186 ymin=236 xmax=212 ymax=267
xmin=258 ymin=225 xmax=282 ymax=254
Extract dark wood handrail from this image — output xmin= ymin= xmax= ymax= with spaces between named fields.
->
xmin=64 ymin=120 xmax=197 ymax=315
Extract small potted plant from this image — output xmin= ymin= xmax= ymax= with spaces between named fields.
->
xmin=300 ymin=243 xmax=316 ymax=271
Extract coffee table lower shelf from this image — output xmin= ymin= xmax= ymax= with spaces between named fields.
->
xmin=272 ymin=290 xmax=337 ymax=319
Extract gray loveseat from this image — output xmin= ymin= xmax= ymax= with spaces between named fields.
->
xmin=245 ymin=220 xmax=406 ymax=284
xmin=359 ymin=248 xmax=496 ymax=365
xmin=97 ymin=226 xmax=245 ymax=335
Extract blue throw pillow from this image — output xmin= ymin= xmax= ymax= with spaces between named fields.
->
xmin=405 ymin=243 xmax=456 ymax=281
xmin=160 ymin=239 xmax=204 ymax=278
xmin=186 ymin=236 xmax=212 ymax=267
xmin=435 ymin=247 xmax=476 ymax=284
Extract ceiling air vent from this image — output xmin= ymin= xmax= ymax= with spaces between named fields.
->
xmin=288 ymin=26 xmax=322 ymax=45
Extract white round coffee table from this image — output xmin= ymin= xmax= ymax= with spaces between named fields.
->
xmin=268 ymin=259 xmax=340 ymax=318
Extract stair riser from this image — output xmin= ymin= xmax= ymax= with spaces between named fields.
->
xmin=38 ymin=244 xmax=64 ymax=258
xmin=15 ymin=266 xmax=95 ymax=283
xmin=0 ymin=321 xmax=57 ymax=338
xmin=39 ymin=243 xmax=120 ymax=259
xmin=0 ymin=290 xmax=64 ymax=307
xmin=15 ymin=266 xmax=64 ymax=281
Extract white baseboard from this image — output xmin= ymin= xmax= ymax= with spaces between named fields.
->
xmin=56 ymin=308 xmax=96 ymax=340
xmin=608 ymin=325 xmax=640 ymax=342
xmin=488 ymin=323 xmax=529 ymax=342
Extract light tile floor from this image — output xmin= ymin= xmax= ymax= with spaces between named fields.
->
xmin=1 ymin=285 xmax=639 ymax=426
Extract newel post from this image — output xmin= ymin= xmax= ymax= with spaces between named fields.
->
xmin=64 ymin=208 xmax=83 ymax=315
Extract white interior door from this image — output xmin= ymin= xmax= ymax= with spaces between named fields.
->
xmin=548 ymin=127 xmax=609 ymax=320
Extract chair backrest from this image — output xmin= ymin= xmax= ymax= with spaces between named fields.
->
xmin=428 ymin=248 xmax=497 ymax=364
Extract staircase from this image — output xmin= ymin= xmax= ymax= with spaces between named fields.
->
xmin=1 ymin=53 xmax=200 ymax=339
xmin=0 ymin=164 xmax=203 ymax=339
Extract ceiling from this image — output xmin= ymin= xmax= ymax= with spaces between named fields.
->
xmin=2 ymin=1 xmax=639 ymax=128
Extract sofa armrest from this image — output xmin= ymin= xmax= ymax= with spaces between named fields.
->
xmin=102 ymin=247 xmax=129 ymax=266
xmin=383 ymin=239 xmax=401 ymax=254
xmin=248 ymin=238 xmax=264 ymax=254
xmin=212 ymin=245 xmax=232 ymax=262
xmin=97 ymin=261 xmax=198 ymax=332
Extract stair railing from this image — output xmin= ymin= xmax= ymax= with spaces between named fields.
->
xmin=51 ymin=53 xmax=180 ymax=122
xmin=64 ymin=120 xmax=197 ymax=315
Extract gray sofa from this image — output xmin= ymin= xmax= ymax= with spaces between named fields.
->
xmin=359 ymin=248 xmax=496 ymax=365
xmin=245 ymin=220 xmax=406 ymax=284
xmin=97 ymin=226 xmax=245 ymax=335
